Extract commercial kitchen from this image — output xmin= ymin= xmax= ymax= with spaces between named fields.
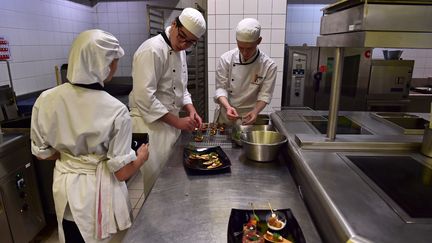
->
xmin=1 ymin=0 xmax=432 ymax=242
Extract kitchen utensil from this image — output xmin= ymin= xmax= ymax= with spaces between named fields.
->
xmin=268 ymin=201 xmax=275 ymax=217
xmin=240 ymin=131 xmax=287 ymax=162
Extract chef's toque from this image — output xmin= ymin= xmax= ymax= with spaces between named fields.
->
xmin=179 ymin=8 xmax=206 ymax=38
xmin=236 ymin=18 xmax=261 ymax=42
xmin=67 ymin=29 xmax=124 ymax=86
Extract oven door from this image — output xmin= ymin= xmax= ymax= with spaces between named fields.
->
xmin=314 ymin=48 xmax=372 ymax=111
xmin=0 ymin=193 xmax=13 ymax=243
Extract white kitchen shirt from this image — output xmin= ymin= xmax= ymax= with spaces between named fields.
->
xmin=214 ymin=48 xmax=277 ymax=122
xmin=128 ymin=26 xmax=190 ymax=197
xmin=31 ymin=83 xmax=136 ymax=242
xmin=129 ymin=26 xmax=192 ymax=123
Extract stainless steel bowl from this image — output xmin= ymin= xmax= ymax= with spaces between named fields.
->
xmin=240 ymin=131 xmax=287 ymax=162
xmin=231 ymin=125 xmax=275 ymax=146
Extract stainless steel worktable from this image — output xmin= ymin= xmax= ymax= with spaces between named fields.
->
xmin=122 ymin=134 xmax=322 ymax=243
xmin=271 ymin=110 xmax=432 ymax=243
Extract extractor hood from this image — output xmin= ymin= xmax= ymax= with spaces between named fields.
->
xmin=317 ymin=0 xmax=432 ymax=48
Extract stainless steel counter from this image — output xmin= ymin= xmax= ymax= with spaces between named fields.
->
xmin=122 ymin=134 xmax=322 ymax=243
xmin=271 ymin=109 xmax=432 ymax=243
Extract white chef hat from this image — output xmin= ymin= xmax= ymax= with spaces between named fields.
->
xmin=67 ymin=29 xmax=124 ymax=86
xmin=179 ymin=8 xmax=206 ymax=38
xmin=236 ymin=18 xmax=261 ymax=42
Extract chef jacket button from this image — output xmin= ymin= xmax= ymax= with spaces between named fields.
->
xmin=233 ymin=64 xmax=236 ymax=67
xmin=231 ymin=79 xmax=234 ymax=81
xmin=173 ymin=87 xmax=176 ymax=90
xmin=169 ymin=51 xmax=172 ymax=55
xmin=173 ymin=69 xmax=176 ymax=72
xmin=230 ymin=91 xmax=233 ymax=93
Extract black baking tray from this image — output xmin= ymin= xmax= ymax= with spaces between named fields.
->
xmin=183 ymin=146 xmax=231 ymax=174
xmin=228 ymin=208 xmax=306 ymax=243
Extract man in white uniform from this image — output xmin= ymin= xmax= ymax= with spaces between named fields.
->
xmin=214 ymin=18 xmax=277 ymax=125
xmin=31 ymin=29 xmax=149 ymax=243
xmin=128 ymin=8 xmax=206 ymax=197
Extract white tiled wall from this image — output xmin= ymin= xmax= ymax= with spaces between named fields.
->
xmin=94 ymin=0 xmax=206 ymax=77
xmin=0 ymin=0 xmax=94 ymax=95
xmin=0 ymin=0 xmax=204 ymax=96
xmin=285 ymin=4 xmax=432 ymax=79
xmin=207 ymin=0 xmax=287 ymax=122
xmin=285 ymin=4 xmax=325 ymax=47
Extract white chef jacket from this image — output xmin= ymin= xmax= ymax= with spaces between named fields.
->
xmin=31 ymin=83 xmax=136 ymax=243
xmin=128 ymin=26 xmax=189 ymax=197
xmin=214 ymin=48 xmax=277 ymax=123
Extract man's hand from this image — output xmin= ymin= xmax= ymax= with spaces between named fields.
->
xmin=190 ymin=112 xmax=203 ymax=129
xmin=176 ymin=117 xmax=199 ymax=131
xmin=226 ymin=106 xmax=239 ymax=121
xmin=242 ymin=110 xmax=258 ymax=125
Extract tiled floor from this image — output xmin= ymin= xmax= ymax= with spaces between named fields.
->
xmin=34 ymin=171 xmax=145 ymax=243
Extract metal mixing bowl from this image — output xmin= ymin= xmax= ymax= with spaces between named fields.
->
xmin=240 ymin=131 xmax=287 ymax=162
xmin=231 ymin=125 xmax=275 ymax=146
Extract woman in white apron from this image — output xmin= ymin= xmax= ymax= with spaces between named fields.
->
xmin=30 ymin=29 xmax=149 ymax=243
xmin=214 ymin=18 xmax=277 ymax=125
xmin=128 ymin=8 xmax=206 ymax=197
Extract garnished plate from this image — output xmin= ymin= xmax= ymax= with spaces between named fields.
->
xmin=183 ymin=146 xmax=231 ymax=173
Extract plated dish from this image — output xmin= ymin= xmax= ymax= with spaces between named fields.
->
xmin=183 ymin=146 xmax=231 ymax=173
xmin=227 ymin=209 xmax=305 ymax=243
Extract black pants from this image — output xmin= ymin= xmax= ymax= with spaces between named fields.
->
xmin=62 ymin=219 xmax=85 ymax=243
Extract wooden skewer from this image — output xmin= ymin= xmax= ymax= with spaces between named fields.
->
xmin=268 ymin=201 xmax=276 ymax=217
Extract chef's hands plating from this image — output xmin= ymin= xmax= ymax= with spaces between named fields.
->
xmin=159 ymin=104 xmax=202 ymax=132
xmin=242 ymin=110 xmax=258 ymax=125
xmin=226 ymin=106 xmax=240 ymax=121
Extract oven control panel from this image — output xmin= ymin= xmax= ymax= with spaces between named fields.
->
xmin=290 ymin=52 xmax=306 ymax=106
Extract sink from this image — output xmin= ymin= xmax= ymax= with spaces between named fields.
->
xmin=371 ymin=113 xmax=428 ymax=135
xmin=342 ymin=154 xmax=432 ymax=223
xmin=305 ymin=115 xmax=372 ymax=135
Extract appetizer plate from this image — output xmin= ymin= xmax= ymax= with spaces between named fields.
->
xmin=227 ymin=208 xmax=306 ymax=243
xmin=183 ymin=146 xmax=231 ymax=174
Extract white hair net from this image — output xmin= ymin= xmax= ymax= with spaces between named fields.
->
xmin=179 ymin=8 xmax=206 ymax=38
xmin=66 ymin=29 xmax=124 ymax=86
xmin=236 ymin=18 xmax=261 ymax=42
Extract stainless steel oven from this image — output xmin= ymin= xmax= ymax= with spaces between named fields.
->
xmin=282 ymin=46 xmax=414 ymax=111
xmin=0 ymin=134 xmax=45 ymax=243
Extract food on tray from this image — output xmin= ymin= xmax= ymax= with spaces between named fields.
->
xmin=209 ymin=128 xmax=217 ymax=136
xmin=267 ymin=211 xmax=287 ymax=230
xmin=188 ymin=152 xmax=222 ymax=169
xmin=218 ymin=124 xmax=226 ymax=134
xmin=263 ymin=231 xmax=292 ymax=243
xmin=268 ymin=215 xmax=283 ymax=228
xmin=194 ymin=134 xmax=204 ymax=142
xmin=242 ymin=219 xmax=264 ymax=243
xmin=206 ymin=159 xmax=222 ymax=169
xmin=242 ymin=231 xmax=264 ymax=243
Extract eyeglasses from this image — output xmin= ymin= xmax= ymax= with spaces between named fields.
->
xmin=177 ymin=27 xmax=197 ymax=46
